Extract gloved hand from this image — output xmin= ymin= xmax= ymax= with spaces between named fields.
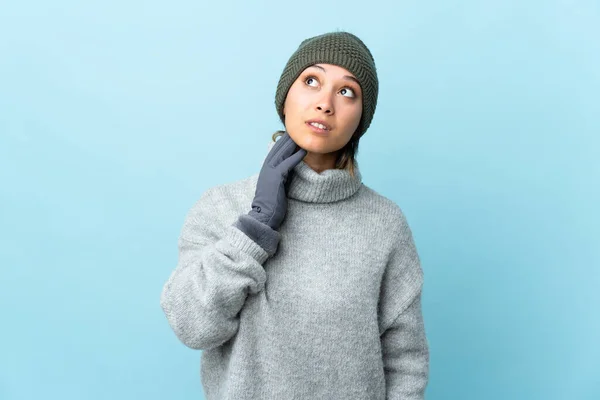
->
xmin=247 ymin=131 xmax=307 ymax=230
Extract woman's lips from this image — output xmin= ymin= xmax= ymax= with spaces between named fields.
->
xmin=306 ymin=122 xmax=330 ymax=135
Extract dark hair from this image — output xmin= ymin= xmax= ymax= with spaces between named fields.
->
xmin=271 ymin=130 xmax=360 ymax=178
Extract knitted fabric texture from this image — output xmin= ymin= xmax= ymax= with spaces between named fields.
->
xmin=160 ymin=142 xmax=429 ymax=399
xmin=275 ymin=31 xmax=379 ymax=139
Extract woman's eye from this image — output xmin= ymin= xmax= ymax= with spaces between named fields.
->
xmin=304 ymin=75 xmax=356 ymax=98
xmin=305 ymin=76 xmax=318 ymax=87
xmin=340 ymin=87 xmax=355 ymax=98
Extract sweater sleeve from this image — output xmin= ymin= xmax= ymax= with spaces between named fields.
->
xmin=379 ymin=214 xmax=429 ymax=399
xmin=160 ymin=188 xmax=280 ymax=350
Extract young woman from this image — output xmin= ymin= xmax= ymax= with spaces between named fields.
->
xmin=161 ymin=31 xmax=430 ymax=399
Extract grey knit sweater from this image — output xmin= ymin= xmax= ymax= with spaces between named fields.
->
xmin=160 ymin=141 xmax=429 ymax=399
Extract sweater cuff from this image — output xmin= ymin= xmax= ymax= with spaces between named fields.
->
xmin=232 ymin=214 xmax=282 ymax=258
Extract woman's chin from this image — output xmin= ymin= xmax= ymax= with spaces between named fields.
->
xmin=296 ymin=136 xmax=331 ymax=153
xmin=300 ymin=145 xmax=326 ymax=155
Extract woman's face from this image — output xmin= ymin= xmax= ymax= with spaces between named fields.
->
xmin=283 ymin=63 xmax=363 ymax=156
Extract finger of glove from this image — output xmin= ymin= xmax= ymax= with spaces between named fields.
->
xmin=270 ymin=137 xmax=297 ymax=168
xmin=279 ymin=147 xmax=307 ymax=172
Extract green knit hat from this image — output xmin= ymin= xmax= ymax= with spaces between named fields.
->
xmin=275 ymin=31 xmax=379 ymax=139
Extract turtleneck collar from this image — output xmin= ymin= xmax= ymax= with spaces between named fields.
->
xmin=260 ymin=141 xmax=363 ymax=204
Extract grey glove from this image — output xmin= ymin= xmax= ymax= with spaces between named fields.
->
xmin=248 ymin=131 xmax=307 ymax=230
xmin=232 ymin=132 xmax=306 ymax=257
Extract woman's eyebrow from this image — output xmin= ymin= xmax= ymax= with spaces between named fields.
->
xmin=308 ymin=65 xmax=361 ymax=87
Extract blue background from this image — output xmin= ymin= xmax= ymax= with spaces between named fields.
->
xmin=1 ymin=1 xmax=598 ymax=399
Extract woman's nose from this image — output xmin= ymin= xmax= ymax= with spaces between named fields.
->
xmin=316 ymin=105 xmax=332 ymax=114
xmin=316 ymin=98 xmax=334 ymax=114
xmin=315 ymin=90 xmax=334 ymax=114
